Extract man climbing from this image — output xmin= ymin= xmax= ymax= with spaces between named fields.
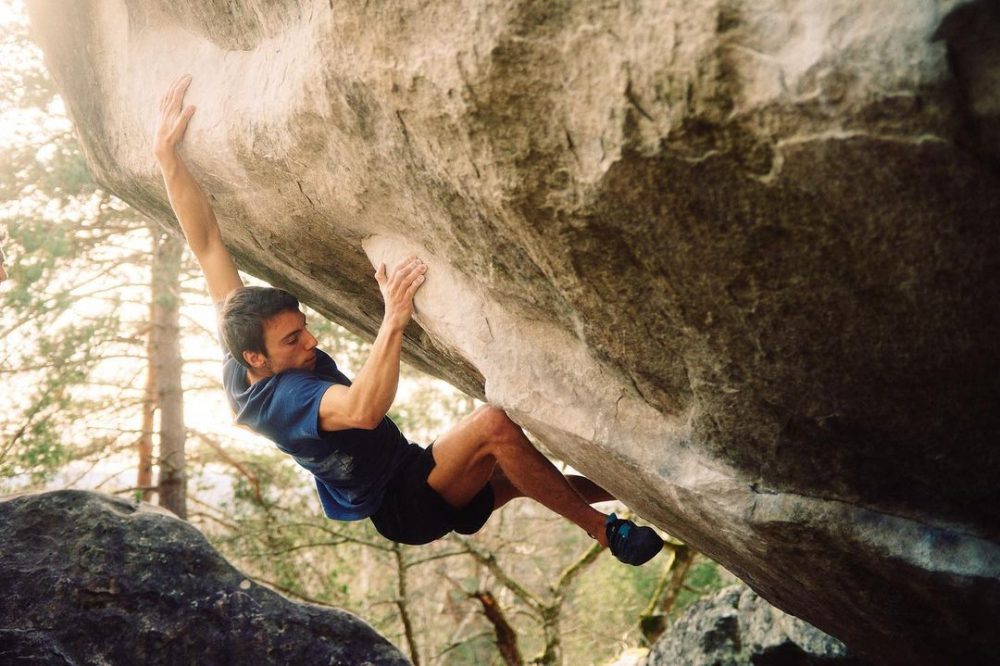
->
xmin=153 ymin=74 xmax=663 ymax=565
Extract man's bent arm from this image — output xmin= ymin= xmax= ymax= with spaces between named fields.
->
xmin=318 ymin=323 xmax=405 ymax=430
xmin=154 ymin=75 xmax=243 ymax=303
xmin=318 ymin=257 xmax=426 ymax=431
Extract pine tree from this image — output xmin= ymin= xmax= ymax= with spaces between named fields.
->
xmin=0 ymin=10 xmax=188 ymax=517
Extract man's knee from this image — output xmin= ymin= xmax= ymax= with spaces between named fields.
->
xmin=473 ymin=405 xmax=520 ymax=445
xmin=474 ymin=406 xmax=537 ymax=461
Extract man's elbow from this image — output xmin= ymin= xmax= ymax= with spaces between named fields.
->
xmin=347 ymin=392 xmax=385 ymax=430
xmin=319 ymin=387 xmax=384 ymax=431
xmin=355 ymin=411 xmax=384 ymax=430
xmin=331 ymin=409 xmax=383 ymax=431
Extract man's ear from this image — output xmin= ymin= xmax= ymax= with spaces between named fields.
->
xmin=243 ymin=349 xmax=267 ymax=369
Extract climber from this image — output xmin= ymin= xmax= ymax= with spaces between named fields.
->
xmin=0 ymin=245 xmax=8 ymax=283
xmin=153 ymin=74 xmax=663 ymax=565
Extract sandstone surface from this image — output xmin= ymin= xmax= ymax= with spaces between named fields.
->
xmin=26 ymin=1 xmax=1000 ymax=663
xmin=0 ymin=490 xmax=409 ymax=665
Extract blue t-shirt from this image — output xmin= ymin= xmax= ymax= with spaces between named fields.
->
xmin=221 ymin=347 xmax=416 ymax=520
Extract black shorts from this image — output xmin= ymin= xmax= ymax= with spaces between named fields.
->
xmin=370 ymin=443 xmax=494 ymax=545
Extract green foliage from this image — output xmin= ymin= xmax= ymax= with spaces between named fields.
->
xmin=0 ymin=9 xmax=57 ymax=113
xmin=1 ymin=314 xmax=120 ymax=483
xmin=0 ymin=4 xmax=181 ymax=495
xmin=625 ymin=551 xmax=670 ymax=604
xmin=670 ymin=555 xmax=727 ymax=619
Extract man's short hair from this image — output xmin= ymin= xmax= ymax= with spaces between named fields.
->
xmin=220 ymin=286 xmax=300 ymax=368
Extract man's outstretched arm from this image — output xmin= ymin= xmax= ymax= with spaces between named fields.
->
xmin=154 ymin=74 xmax=243 ymax=303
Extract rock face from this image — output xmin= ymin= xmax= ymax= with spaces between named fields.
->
xmin=643 ymin=585 xmax=864 ymax=666
xmin=25 ymin=1 xmax=1000 ymax=663
xmin=0 ymin=490 xmax=409 ymax=665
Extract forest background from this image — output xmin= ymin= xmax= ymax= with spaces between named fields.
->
xmin=0 ymin=2 xmax=733 ymax=664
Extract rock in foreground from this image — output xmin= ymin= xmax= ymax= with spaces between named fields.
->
xmin=644 ymin=585 xmax=866 ymax=666
xmin=0 ymin=490 xmax=408 ymax=665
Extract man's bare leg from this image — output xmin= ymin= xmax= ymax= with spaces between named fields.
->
xmin=568 ymin=476 xmax=615 ymax=504
xmin=426 ymin=405 xmax=613 ymax=546
xmin=490 ymin=468 xmax=614 ymax=508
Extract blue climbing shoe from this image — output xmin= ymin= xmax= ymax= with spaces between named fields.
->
xmin=606 ymin=513 xmax=663 ymax=566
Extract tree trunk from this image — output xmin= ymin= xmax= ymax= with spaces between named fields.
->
xmin=639 ymin=543 xmax=695 ymax=644
xmin=658 ymin=546 xmax=695 ymax=617
xmin=393 ymin=544 xmax=421 ymax=666
xmin=537 ymin=606 xmax=561 ymax=666
xmin=151 ymin=228 xmax=186 ymax=518
xmin=471 ymin=590 xmax=523 ymax=666
xmin=136 ymin=233 xmax=157 ymax=500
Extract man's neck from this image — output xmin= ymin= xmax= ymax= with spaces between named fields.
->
xmin=246 ymin=367 xmax=273 ymax=386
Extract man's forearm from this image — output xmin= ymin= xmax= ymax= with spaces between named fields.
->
xmin=156 ymin=150 xmax=222 ymax=255
xmin=154 ymin=76 xmax=243 ymax=303
xmin=344 ymin=321 xmax=406 ymax=428
xmin=319 ymin=257 xmax=426 ymax=431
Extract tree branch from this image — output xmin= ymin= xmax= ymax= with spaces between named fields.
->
xmin=451 ymin=536 xmax=546 ymax=614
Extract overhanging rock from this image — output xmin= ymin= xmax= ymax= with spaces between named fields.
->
xmin=26 ymin=1 xmax=1000 ymax=663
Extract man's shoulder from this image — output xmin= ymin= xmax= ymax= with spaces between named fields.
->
xmin=261 ymin=369 xmax=337 ymax=407
xmin=227 ymin=360 xmax=332 ymax=395
xmin=315 ymin=348 xmax=337 ymax=368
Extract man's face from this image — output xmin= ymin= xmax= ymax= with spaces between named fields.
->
xmin=246 ymin=309 xmax=318 ymax=375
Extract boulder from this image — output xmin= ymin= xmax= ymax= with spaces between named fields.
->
xmin=26 ymin=1 xmax=1000 ymax=663
xmin=0 ymin=490 xmax=409 ymax=665
xmin=643 ymin=585 xmax=864 ymax=666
